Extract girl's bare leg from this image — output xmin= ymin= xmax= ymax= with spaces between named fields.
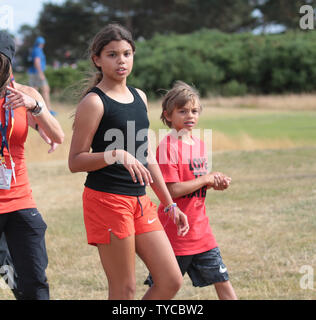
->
xmin=136 ymin=230 xmax=183 ymax=300
xmin=97 ymin=233 xmax=136 ymax=300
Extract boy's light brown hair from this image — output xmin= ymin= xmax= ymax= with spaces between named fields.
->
xmin=161 ymin=81 xmax=201 ymax=128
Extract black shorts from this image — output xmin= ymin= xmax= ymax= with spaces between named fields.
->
xmin=144 ymin=247 xmax=229 ymax=288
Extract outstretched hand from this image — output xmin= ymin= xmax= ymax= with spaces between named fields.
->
xmin=117 ymin=150 xmax=153 ymax=186
xmin=105 ymin=149 xmax=153 ymax=186
xmin=3 ymin=86 xmax=37 ymax=111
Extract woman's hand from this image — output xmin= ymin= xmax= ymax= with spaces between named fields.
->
xmin=37 ymin=127 xmax=59 ymax=153
xmin=3 ymin=86 xmax=37 ymax=111
xmin=113 ymin=150 xmax=154 ymax=186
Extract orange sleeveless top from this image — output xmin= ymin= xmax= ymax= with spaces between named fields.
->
xmin=0 ymin=90 xmax=36 ymax=213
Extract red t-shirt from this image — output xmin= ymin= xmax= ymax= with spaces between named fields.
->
xmin=156 ymin=134 xmax=217 ymax=256
xmin=0 ymin=87 xmax=36 ymax=213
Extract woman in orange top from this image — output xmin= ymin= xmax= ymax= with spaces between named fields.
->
xmin=0 ymin=31 xmax=64 ymax=299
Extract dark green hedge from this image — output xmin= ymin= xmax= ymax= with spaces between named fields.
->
xmin=130 ymin=29 xmax=316 ymax=97
xmin=16 ymin=29 xmax=316 ymax=100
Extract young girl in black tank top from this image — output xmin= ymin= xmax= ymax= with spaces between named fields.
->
xmin=68 ymin=24 xmax=189 ymax=300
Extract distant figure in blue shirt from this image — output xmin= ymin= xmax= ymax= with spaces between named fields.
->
xmin=28 ymin=36 xmax=57 ymax=116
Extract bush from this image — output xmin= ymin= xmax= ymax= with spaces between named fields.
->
xmin=45 ymin=60 xmax=92 ymax=103
xmin=13 ymin=72 xmax=29 ymax=86
xmin=221 ymin=80 xmax=248 ymax=96
xmin=16 ymin=30 xmax=316 ymax=98
xmin=130 ymin=30 xmax=316 ymax=96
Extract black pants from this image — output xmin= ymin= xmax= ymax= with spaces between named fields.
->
xmin=0 ymin=208 xmax=49 ymax=300
xmin=0 ymin=232 xmax=19 ymax=298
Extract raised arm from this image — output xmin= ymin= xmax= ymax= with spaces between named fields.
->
xmin=5 ymin=83 xmax=64 ymax=144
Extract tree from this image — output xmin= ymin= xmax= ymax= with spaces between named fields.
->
xmin=37 ymin=0 xmax=102 ymax=63
xmin=81 ymin=0 xmax=258 ymax=37
xmin=254 ymin=0 xmax=316 ymax=30
xmin=15 ymin=24 xmax=39 ymax=70
xmin=19 ymin=0 xmax=260 ymax=63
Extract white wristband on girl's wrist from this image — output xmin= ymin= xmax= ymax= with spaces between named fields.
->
xmin=164 ymin=203 xmax=178 ymax=223
xmin=163 ymin=202 xmax=177 ymax=213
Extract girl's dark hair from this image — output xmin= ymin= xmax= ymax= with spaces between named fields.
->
xmin=81 ymin=24 xmax=135 ymax=99
xmin=0 ymin=53 xmax=12 ymax=96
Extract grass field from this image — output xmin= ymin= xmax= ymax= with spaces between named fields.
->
xmin=0 ymin=94 xmax=315 ymax=300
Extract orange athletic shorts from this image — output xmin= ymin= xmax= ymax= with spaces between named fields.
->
xmin=82 ymin=187 xmax=164 ymax=246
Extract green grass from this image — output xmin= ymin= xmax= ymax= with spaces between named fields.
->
xmin=1 ymin=100 xmax=316 ymax=300
xmin=200 ymin=111 xmax=316 ymax=143
xmin=147 ymin=107 xmax=316 ymax=151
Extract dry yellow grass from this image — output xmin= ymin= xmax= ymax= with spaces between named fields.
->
xmin=212 ymin=131 xmax=296 ymax=151
xmin=201 ymin=93 xmax=316 ymax=111
xmin=1 ymin=94 xmax=315 ymax=300
xmin=25 ymin=93 xmax=316 ymax=162
xmin=148 ymin=101 xmax=310 ymax=152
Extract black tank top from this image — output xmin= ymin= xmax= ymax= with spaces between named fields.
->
xmin=84 ymin=86 xmax=149 ymax=196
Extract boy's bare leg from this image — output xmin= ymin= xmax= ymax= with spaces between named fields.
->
xmin=214 ymin=281 xmax=238 ymax=300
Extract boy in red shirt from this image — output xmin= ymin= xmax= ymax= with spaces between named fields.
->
xmin=145 ymin=81 xmax=237 ymax=299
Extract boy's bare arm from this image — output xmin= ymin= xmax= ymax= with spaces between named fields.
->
xmin=166 ymin=176 xmax=209 ymax=198
xmin=167 ymin=172 xmax=230 ymax=199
